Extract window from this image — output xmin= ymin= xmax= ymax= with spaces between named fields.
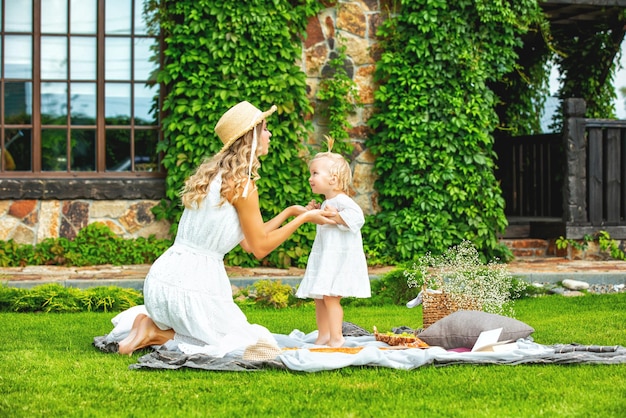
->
xmin=0 ymin=0 xmax=162 ymax=177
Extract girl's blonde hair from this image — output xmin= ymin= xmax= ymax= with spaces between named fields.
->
xmin=181 ymin=124 xmax=262 ymax=208
xmin=310 ymin=151 xmax=352 ymax=194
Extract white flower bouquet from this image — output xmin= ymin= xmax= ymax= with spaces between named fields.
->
xmin=405 ymin=240 xmax=523 ymax=326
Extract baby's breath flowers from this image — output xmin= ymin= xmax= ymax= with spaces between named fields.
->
xmin=405 ymin=240 xmax=524 ymax=316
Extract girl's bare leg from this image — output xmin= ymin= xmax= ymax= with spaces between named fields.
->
xmin=118 ymin=314 xmax=175 ymax=356
xmin=314 ymin=298 xmax=330 ymax=345
xmin=323 ymin=295 xmax=345 ymax=348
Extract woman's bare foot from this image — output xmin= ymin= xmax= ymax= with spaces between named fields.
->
xmin=118 ymin=314 xmax=173 ymax=356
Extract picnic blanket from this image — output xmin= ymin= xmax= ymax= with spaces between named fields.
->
xmin=93 ymin=327 xmax=626 ymax=372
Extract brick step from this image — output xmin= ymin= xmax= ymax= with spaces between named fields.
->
xmin=500 ymin=238 xmax=562 ymax=258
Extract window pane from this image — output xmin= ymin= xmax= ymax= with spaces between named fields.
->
xmin=105 ymin=37 xmax=131 ymax=80
xmin=4 ymin=81 xmax=32 ymax=123
xmin=41 ymin=36 xmax=68 ymax=79
xmin=135 ymin=129 xmax=159 ymax=171
xmin=134 ymin=83 xmax=157 ymax=125
xmin=6 ymin=0 xmax=32 ymax=32
xmin=70 ymin=82 xmax=96 ymax=124
xmin=41 ymin=129 xmax=68 ymax=171
xmin=135 ymin=0 xmax=148 ymax=35
xmin=3 ymin=128 xmax=31 ymax=171
xmin=70 ymin=0 xmax=97 ymax=34
xmin=105 ymin=83 xmax=130 ymax=124
xmin=42 ymin=0 xmax=68 ymax=34
xmin=105 ymin=129 xmax=130 ymax=171
xmin=134 ymin=37 xmax=157 ymax=81
xmin=106 ymin=0 xmax=132 ymax=34
xmin=41 ymin=82 xmax=68 ymax=125
xmin=70 ymin=129 xmax=96 ymax=171
xmin=70 ymin=37 xmax=96 ymax=80
xmin=5 ymin=35 xmax=32 ymax=79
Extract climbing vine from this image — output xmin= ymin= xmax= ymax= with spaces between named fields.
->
xmin=315 ymin=40 xmax=361 ymax=157
xmin=492 ymin=19 xmax=552 ymax=136
xmin=366 ymin=0 xmax=544 ymax=261
xmin=138 ymin=0 xmax=625 ymax=267
xmin=146 ymin=0 xmax=321 ymax=268
xmin=549 ymin=16 xmax=626 ymax=129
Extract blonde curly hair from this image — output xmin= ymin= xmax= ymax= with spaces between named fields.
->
xmin=181 ymin=124 xmax=262 ymax=208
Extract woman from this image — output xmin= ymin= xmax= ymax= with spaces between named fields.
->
xmin=116 ymin=101 xmax=334 ymax=356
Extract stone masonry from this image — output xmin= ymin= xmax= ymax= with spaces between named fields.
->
xmin=0 ymin=199 xmax=171 ymax=245
xmin=304 ymin=0 xmax=391 ymax=215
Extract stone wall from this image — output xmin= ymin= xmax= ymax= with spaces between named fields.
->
xmin=303 ymin=0 xmax=389 ymax=215
xmin=0 ymin=199 xmax=171 ymax=245
xmin=0 ymin=1 xmax=386 ymax=245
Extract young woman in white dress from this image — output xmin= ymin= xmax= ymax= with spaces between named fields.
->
xmin=296 ymin=141 xmax=371 ymax=347
xmin=117 ymin=101 xmax=335 ymax=356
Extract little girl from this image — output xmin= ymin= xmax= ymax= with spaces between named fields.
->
xmin=296 ymin=139 xmax=371 ymax=347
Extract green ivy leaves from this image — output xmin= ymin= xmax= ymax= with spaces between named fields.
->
xmin=365 ymin=0 xmax=539 ymax=261
xmin=147 ymin=0 xmax=321 ymax=268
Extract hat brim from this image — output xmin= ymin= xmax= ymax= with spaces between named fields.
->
xmin=217 ymin=105 xmax=277 ymax=155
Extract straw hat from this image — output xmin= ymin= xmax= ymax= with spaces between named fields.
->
xmin=214 ymin=101 xmax=277 ymax=154
xmin=242 ymin=339 xmax=282 ymax=362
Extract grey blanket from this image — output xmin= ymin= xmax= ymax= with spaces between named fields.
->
xmin=93 ymin=333 xmax=626 ymax=372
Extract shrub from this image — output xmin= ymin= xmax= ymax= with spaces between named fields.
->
xmin=0 ymin=223 xmax=172 ymax=267
xmin=252 ymin=280 xmax=296 ymax=309
xmin=342 ymin=268 xmax=421 ymax=307
xmin=0 ymin=283 xmax=143 ymax=313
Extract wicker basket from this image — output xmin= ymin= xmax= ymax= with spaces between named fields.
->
xmin=422 ymin=290 xmax=481 ymax=328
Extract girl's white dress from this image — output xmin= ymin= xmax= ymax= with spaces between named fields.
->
xmin=296 ymin=194 xmax=371 ymax=299
xmin=106 ymin=173 xmax=275 ymax=356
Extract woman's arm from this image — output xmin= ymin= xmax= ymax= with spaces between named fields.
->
xmin=262 ymin=205 xmax=307 ymax=233
xmin=234 ymin=189 xmax=334 ymax=259
xmin=239 ymin=204 xmax=306 ymax=253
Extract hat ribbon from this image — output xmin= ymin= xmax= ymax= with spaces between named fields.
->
xmin=242 ymin=111 xmax=262 ymax=198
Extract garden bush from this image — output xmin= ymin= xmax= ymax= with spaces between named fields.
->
xmin=0 ymin=223 xmax=172 ymax=267
xmin=0 ymin=284 xmax=143 ymax=313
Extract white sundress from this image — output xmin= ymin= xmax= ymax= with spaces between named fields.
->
xmin=296 ymin=194 xmax=371 ymax=299
xmin=109 ymin=172 xmax=275 ymax=355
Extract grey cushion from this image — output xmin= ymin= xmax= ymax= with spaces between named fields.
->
xmin=418 ymin=310 xmax=535 ymax=349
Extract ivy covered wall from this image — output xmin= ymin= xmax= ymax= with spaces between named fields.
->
xmin=364 ymin=0 xmax=545 ymax=261
xmin=145 ymin=1 xmax=625 ymax=266
xmin=3 ymin=1 xmax=624 ymax=267
xmin=147 ymin=0 xmax=322 ymax=268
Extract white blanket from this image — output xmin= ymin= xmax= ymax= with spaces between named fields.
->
xmin=275 ymin=330 xmax=553 ymax=372
xmin=94 ymin=327 xmax=626 ymax=372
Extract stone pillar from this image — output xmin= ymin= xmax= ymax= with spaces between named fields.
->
xmin=301 ymin=1 xmax=390 ymax=215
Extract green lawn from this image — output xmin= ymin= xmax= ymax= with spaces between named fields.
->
xmin=1 ymin=294 xmax=625 ymax=417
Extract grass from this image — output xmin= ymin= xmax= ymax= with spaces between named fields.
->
xmin=1 ymin=294 xmax=625 ymax=417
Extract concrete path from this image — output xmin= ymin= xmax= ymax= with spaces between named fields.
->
xmin=1 ymin=258 xmax=625 ymax=290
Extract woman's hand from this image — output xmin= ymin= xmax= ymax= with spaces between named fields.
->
xmin=289 ymin=205 xmax=308 ymax=216
xmin=305 ymin=208 xmax=337 ymax=225
xmin=320 ymin=204 xmax=346 ymax=226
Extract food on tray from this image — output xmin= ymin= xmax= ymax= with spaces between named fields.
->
xmin=373 ymin=326 xmax=430 ymax=348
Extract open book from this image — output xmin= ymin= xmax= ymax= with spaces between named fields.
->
xmin=471 ymin=328 xmax=518 ymax=352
